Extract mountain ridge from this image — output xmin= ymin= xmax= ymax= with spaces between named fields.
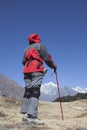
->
xmin=0 ymin=73 xmax=87 ymax=102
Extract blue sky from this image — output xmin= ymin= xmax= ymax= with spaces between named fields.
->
xmin=0 ymin=0 xmax=87 ymax=88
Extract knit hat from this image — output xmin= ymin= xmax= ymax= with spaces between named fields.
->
xmin=28 ymin=34 xmax=41 ymax=44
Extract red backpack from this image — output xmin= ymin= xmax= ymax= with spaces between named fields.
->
xmin=23 ymin=48 xmax=44 ymax=73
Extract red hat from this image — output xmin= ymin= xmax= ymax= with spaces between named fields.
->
xmin=28 ymin=34 xmax=41 ymax=44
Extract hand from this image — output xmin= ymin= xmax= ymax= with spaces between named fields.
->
xmin=54 ymin=68 xmax=57 ymax=73
xmin=53 ymin=64 xmax=57 ymax=73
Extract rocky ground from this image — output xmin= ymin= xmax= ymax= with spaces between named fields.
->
xmin=0 ymin=96 xmax=87 ymax=130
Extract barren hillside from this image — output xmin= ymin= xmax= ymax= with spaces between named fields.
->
xmin=0 ymin=96 xmax=87 ymax=130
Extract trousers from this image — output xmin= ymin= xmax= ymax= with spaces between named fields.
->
xmin=20 ymin=72 xmax=44 ymax=118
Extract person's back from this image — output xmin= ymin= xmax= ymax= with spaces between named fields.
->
xmin=22 ymin=41 xmax=56 ymax=73
xmin=20 ymin=33 xmax=57 ymax=125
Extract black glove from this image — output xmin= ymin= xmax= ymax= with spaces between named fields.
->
xmin=53 ymin=64 xmax=57 ymax=73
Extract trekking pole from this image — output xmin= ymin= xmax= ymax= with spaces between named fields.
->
xmin=54 ymin=69 xmax=64 ymax=120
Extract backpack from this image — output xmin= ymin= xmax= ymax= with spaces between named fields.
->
xmin=25 ymin=48 xmax=43 ymax=69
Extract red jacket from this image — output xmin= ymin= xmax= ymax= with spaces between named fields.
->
xmin=23 ymin=34 xmax=56 ymax=73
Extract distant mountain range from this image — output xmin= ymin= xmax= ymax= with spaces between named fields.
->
xmin=40 ymin=82 xmax=78 ymax=101
xmin=40 ymin=82 xmax=87 ymax=101
xmin=72 ymin=86 xmax=87 ymax=93
xmin=0 ymin=73 xmax=87 ymax=102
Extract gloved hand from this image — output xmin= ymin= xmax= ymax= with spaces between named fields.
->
xmin=53 ymin=64 xmax=57 ymax=73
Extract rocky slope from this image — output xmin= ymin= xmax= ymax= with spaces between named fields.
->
xmin=0 ymin=73 xmax=24 ymax=100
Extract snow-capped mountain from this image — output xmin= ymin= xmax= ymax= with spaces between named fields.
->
xmin=40 ymin=82 xmax=77 ymax=101
xmin=40 ymin=82 xmax=58 ymax=101
xmin=60 ymin=86 xmax=77 ymax=97
xmin=72 ymin=86 xmax=87 ymax=93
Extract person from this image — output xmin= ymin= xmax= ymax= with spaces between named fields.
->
xmin=20 ymin=33 xmax=57 ymax=125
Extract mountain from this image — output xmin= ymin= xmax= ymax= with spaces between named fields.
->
xmin=0 ymin=73 xmax=87 ymax=102
xmin=72 ymin=86 xmax=87 ymax=93
xmin=0 ymin=73 xmax=24 ymax=100
xmin=60 ymin=86 xmax=78 ymax=96
xmin=40 ymin=82 xmax=58 ymax=101
xmin=40 ymin=82 xmax=77 ymax=101
xmin=0 ymin=73 xmax=78 ymax=102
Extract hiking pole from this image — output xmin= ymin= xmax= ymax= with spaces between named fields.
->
xmin=54 ymin=69 xmax=64 ymax=120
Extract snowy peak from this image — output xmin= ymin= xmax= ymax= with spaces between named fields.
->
xmin=72 ymin=86 xmax=87 ymax=93
xmin=41 ymin=82 xmax=57 ymax=95
xmin=40 ymin=82 xmax=58 ymax=101
xmin=40 ymin=82 xmax=78 ymax=101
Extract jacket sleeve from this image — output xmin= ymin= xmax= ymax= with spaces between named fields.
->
xmin=38 ymin=44 xmax=56 ymax=69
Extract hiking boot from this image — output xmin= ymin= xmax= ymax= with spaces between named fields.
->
xmin=22 ymin=117 xmax=44 ymax=125
xmin=33 ymin=118 xmax=44 ymax=125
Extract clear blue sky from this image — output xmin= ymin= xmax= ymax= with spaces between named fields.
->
xmin=0 ymin=0 xmax=87 ymax=88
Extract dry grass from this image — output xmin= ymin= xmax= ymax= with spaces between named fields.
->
xmin=0 ymin=96 xmax=87 ymax=130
